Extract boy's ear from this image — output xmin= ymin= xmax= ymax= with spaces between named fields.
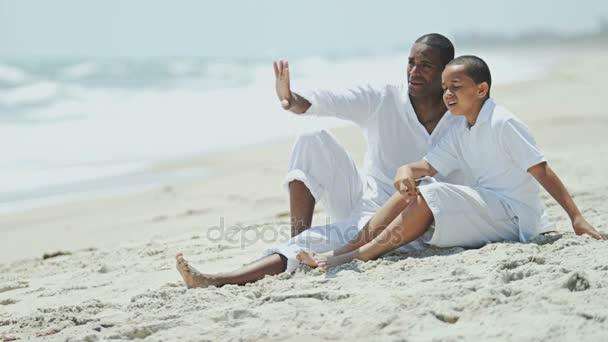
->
xmin=477 ymin=82 xmax=489 ymax=98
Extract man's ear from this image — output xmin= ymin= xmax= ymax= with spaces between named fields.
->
xmin=477 ymin=82 xmax=489 ymax=98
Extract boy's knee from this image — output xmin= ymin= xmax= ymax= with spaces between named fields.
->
xmin=410 ymin=194 xmax=431 ymax=214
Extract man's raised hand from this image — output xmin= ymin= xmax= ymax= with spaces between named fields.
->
xmin=274 ymin=60 xmax=292 ymax=110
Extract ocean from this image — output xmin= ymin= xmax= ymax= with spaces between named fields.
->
xmin=0 ymin=46 xmax=554 ymax=214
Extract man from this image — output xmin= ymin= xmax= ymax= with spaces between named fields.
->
xmin=277 ymin=33 xmax=461 ymax=240
xmin=176 ymin=33 xmax=463 ymax=287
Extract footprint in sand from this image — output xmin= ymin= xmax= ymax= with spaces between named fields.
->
xmin=0 ymin=281 xmax=29 ymax=293
xmin=564 ymin=272 xmax=590 ymax=292
xmin=0 ymin=298 xmax=18 ymax=305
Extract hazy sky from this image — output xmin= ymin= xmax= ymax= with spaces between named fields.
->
xmin=1 ymin=0 xmax=607 ymax=58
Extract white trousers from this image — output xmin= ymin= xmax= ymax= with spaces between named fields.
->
xmin=418 ymin=180 xmax=521 ymax=248
xmin=261 ymin=130 xmax=429 ymax=272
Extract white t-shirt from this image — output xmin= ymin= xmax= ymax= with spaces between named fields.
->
xmin=303 ymin=84 xmax=464 ymax=206
xmin=424 ymin=98 xmax=551 ymax=240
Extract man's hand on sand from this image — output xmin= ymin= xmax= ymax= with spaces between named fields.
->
xmin=274 ymin=60 xmax=292 ymax=110
xmin=572 ymin=216 xmax=605 ymax=240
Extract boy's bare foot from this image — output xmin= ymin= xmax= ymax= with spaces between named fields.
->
xmin=175 ymin=253 xmax=214 ymax=289
xmin=315 ymin=252 xmax=357 ymax=272
xmin=297 ymin=249 xmax=338 ymax=268
xmin=297 ymin=250 xmax=319 ymax=267
xmin=297 ymin=249 xmax=360 ymax=271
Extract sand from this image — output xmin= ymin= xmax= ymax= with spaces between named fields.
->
xmin=1 ymin=44 xmax=608 ymax=341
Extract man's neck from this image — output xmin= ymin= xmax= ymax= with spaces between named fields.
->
xmin=410 ymin=93 xmax=447 ymax=133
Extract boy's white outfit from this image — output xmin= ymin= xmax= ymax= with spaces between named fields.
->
xmin=419 ymin=98 xmax=552 ymax=247
xmin=261 ymin=84 xmax=465 ymax=272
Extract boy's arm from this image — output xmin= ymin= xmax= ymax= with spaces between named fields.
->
xmin=528 ymin=162 xmax=604 ymax=240
xmin=393 ymin=160 xmax=438 ymax=197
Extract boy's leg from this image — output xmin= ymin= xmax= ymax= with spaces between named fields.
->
xmin=316 ymin=195 xmax=433 ymax=269
xmin=309 ymin=192 xmax=413 ymax=258
xmin=285 ymin=130 xmax=365 ymax=237
xmin=357 ymin=195 xmax=433 ymax=260
xmin=176 ymin=253 xmax=287 ymax=288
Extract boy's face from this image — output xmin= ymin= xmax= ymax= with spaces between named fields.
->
xmin=406 ymin=43 xmax=444 ymax=98
xmin=441 ymin=64 xmax=487 ymax=116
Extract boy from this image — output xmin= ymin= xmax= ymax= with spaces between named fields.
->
xmin=298 ymin=55 xmax=604 ymax=270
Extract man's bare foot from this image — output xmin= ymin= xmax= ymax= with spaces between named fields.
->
xmin=175 ymin=253 xmax=214 ymax=289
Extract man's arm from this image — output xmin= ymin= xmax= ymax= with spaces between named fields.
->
xmin=528 ymin=162 xmax=604 ymax=240
xmin=393 ymin=160 xmax=438 ymax=197
xmin=274 ymin=59 xmax=381 ymax=124
xmin=274 ymin=60 xmax=311 ymax=114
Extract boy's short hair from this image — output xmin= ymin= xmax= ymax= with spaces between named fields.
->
xmin=447 ymin=55 xmax=492 ymax=98
xmin=415 ymin=33 xmax=454 ymax=67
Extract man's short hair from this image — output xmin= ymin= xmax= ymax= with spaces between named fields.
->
xmin=447 ymin=55 xmax=492 ymax=97
xmin=415 ymin=33 xmax=454 ymax=67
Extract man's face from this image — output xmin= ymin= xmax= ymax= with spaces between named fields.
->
xmin=406 ymin=43 xmax=444 ymax=98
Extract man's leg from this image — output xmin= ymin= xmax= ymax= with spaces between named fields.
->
xmin=288 ymin=180 xmax=315 ymax=237
xmin=285 ymin=130 xmax=364 ymax=237
xmin=176 ymin=253 xmax=287 ymax=288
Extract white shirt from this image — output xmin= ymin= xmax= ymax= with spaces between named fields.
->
xmin=303 ymin=84 xmax=463 ymax=205
xmin=424 ymin=98 xmax=551 ymax=241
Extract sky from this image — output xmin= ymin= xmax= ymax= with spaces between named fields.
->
xmin=1 ymin=0 xmax=607 ymax=59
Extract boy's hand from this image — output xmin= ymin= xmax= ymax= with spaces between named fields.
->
xmin=273 ymin=60 xmax=293 ymax=110
xmin=572 ymin=216 xmax=605 ymax=240
xmin=394 ymin=166 xmax=418 ymax=197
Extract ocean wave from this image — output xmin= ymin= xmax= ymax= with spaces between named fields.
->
xmin=0 ymin=81 xmax=60 ymax=108
xmin=0 ymin=64 xmax=29 ymax=85
xmin=60 ymin=62 xmax=101 ymax=80
xmin=0 ymin=59 xmax=259 ymax=90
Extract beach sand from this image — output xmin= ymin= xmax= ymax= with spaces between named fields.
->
xmin=1 ymin=45 xmax=608 ymax=341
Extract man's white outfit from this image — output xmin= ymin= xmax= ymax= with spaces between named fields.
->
xmin=261 ymin=84 xmax=463 ymax=272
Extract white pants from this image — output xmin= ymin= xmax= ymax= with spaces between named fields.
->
xmin=261 ymin=130 xmax=429 ymax=272
xmin=418 ymin=180 xmax=521 ymax=248
xmin=282 ymin=129 xmax=367 ymax=222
